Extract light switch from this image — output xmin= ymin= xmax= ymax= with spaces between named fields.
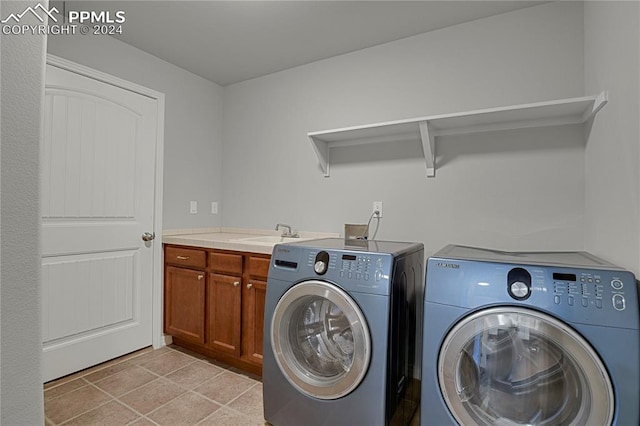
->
xmin=190 ymin=201 xmax=197 ymax=214
xmin=211 ymin=202 xmax=218 ymax=214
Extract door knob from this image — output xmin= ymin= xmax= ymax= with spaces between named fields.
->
xmin=142 ymin=232 xmax=155 ymax=242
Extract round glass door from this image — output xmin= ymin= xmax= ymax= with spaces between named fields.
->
xmin=271 ymin=280 xmax=371 ymax=399
xmin=439 ymin=307 xmax=613 ymax=426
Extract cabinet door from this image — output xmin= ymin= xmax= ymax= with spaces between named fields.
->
xmin=242 ymin=278 xmax=267 ymax=365
xmin=207 ymin=273 xmax=242 ymax=356
xmin=164 ymin=266 xmax=205 ymax=343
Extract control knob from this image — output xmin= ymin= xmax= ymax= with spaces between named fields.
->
xmin=507 ymin=267 xmax=532 ymax=301
xmin=510 ymin=281 xmax=530 ymax=298
xmin=314 ymin=251 xmax=330 ymax=276
xmin=314 ymin=260 xmax=327 ymax=275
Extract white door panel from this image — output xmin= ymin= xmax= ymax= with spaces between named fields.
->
xmin=42 ymin=64 xmax=158 ymax=381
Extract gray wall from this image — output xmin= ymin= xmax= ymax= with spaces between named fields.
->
xmin=46 ymin=0 xmax=640 ymax=278
xmin=584 ymin=1 xmax=640 ymax=275
xmin=221 ymin=2 xmax=587 ymax=257
xmin=47 ymin=33 xmax=224 ymax=230
xmin=0 ymin=1 xmax=45 ymax=423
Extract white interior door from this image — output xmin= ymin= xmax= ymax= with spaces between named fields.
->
xmin=42 ymin=63 xmax=159 ymax=382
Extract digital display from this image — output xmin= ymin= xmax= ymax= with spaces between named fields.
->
xmin=342 ymin=254 xmax=357 ymax=261
xmin=553 ymin=272 xmax=577 ymax=282
xmin=275 ymin=260 xmax=297 ymax=269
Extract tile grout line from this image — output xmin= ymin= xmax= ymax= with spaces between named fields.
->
xmin=44 ymin=346 xmax=174 ymax=392
xmin=192 ymin=381 xmax=263 ymax=423
xmin=51 ymin=359 xmax=182 ymax=425
xmin=142 ymin=389 xmax=222 ymax=425
xmin=45 ymin=346 xmax=266 ymax=425
xmin=138 ymin=365 xmax=258 ymax=425
xmin=55 ymin=382 xmax=116 ymax=426
xmin=117 ymin=377 xmax=191 ymax=424
xmin=116 ymin=355 xmax=230 ymax=424
xmin=57 ymin=377 xmax=174 ymax=426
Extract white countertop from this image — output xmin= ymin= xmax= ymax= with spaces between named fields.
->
xmin=162 ymin=227 xmax=339 ymax=254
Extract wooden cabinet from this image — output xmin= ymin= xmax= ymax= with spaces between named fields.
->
xmin=243 ymin=278 xmax=266 ymax=365
xmin=163 ymin=244 xmax=270 ymax=376
xmin=164 ymin=247 xmax=207 ymax=344
xmin=207 ymin=251 xmax=243 ymax=356
xmin=165 ymin=246 xmax=207 ymax=269
xmin=242 ymin=255 xmax=271 ymax=365
xmin=207 ymin=273 xmax=242 ymax=355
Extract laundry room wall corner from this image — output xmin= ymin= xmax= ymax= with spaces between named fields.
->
xmin=584 ymin=1 xmax=640 ymax=276
xmin=0 ymin=0 xmax=46 ymax=423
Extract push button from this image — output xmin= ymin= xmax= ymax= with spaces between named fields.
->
xmin=612 ymin=294 xmax=626 ymax=311
xmin=567 ymin=296 xmax=574 ymax=306
xmin=554 ymin=295 xmax=560 ymax=305
xmin=595 ymin=299 xmax=603 ymax=309
xmin=581 ymin=298 xmax=588 ymax=307
xmin=611 ymin=279 xmax=624 ymax=290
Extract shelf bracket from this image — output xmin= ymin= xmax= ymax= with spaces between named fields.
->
xmin=583 ymin=90 xmax=608 ymax=122
xmin=309 ymin=136 xmax=330 ymax=177
xmin=418 ymin=120 xmax=435 ymax=177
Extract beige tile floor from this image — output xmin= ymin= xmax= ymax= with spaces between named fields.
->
xmin=45 ymin=345 xmax=420 ymax=425
xmin=44 ymin=345 xmax=265 ymax=425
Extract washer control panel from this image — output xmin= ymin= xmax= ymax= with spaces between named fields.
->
xmin=305 ymin=250 xmax=391 ymax=292
xmin=551 ymin=270 xmax=631 ymax=313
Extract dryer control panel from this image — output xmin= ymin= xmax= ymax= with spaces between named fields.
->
xmin=426 ymin=255 xmax=639 ymax=330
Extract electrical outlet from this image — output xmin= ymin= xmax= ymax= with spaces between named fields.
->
xmin=211 ymin=202 xmax=218 ymax=214
xmin=190 ymin=201 xmax=197 ymax=214
xmin=373 ymin=201 xmax=383 ymax=218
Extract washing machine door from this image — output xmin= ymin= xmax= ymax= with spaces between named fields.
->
xmin=271 ymin=280 xmax=371 ymax=400
xmin=438 ymin=307 xmax=614 ymax=426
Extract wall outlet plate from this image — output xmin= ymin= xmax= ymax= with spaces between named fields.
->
xmin=373 ymin=201 xmax=383 ymax=218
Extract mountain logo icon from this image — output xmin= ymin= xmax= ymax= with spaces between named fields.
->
xmin=1 ymin=3 xmax=59 ymax=24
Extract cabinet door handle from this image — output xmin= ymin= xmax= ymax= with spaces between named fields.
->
xmin=176 ymin=255 xmax=190 ymax=260
xmin=247 ymin=283 xmax=253 ymax=289
xmin=233 ymin=281 xmax=240 ymax=287
xmin=197 ymin=275 xmax=204 ymax=280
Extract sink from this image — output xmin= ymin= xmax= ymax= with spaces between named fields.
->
xmin=230 ymin=235 xmax=305 ymax=246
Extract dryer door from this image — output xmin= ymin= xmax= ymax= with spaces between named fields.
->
xmin=438 ymin=307 xmax=614 ymax=426
xmin=271 ymin=280 xmax=371 ymax=400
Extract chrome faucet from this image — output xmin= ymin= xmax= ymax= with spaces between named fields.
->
xmin=275 ymin=223 xmax=299 ymax=238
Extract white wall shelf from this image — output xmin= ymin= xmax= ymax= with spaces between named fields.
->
xmin=308 ymin=91 xmax=608 ymax=177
